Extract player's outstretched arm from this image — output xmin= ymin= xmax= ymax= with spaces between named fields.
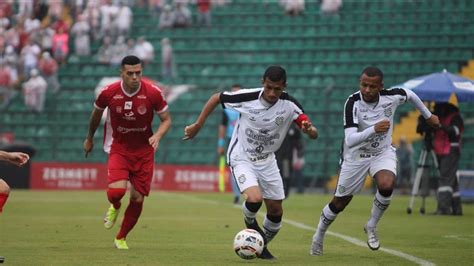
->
xmin=183 ymin=93 xmax=221 ymax=140
xmin=0 ymin=151 xmax=30 ymax=167
xmin=84 ymin=108 xmax=104 ymax=157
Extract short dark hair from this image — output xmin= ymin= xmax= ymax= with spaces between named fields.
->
xmin=121 ymin=55 xmax=142 ymax=67
xmin=263 ymin=65 xmax=286 ymax=83
xmin=361 ymin=66 xmax=383 ymax=80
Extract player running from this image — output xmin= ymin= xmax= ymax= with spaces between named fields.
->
xmin=184 ymin=66 xmax=318 ymax=259
xmin=84 ymin=55 xmax=171 ymax=249
xmin=310 ymin=66 xmax=440 ymax=255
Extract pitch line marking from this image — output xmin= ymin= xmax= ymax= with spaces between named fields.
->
xmin=168 ymin=193 xmax=435 ymax=266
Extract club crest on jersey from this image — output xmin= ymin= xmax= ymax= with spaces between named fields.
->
xmin=238 ymin=174 xmax=246 ymax=184
xmin=384 ymin=108 xmax=392 ymax=117
xmin=138 ymin=105 xmax=147 ymax=115
xmin=275 ymin=116 xmax=284 ymax=126
xmin=338 ymin=185 xmax=346 ymax=194
xmin=124 ymin=101 xmax=133 ymax=110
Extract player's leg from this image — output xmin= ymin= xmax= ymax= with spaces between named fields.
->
xmin=311 ymin=159 xmax=369 ymax=255
xmin=104 ymin=152 xmax=130 ymax=229
xmin=114 ymin=151 xmax=153 ymax=249
xmin=0 ymin=179 xmax=11 ymax=213
xmin=366 ymin=150 xmax=397 ymax=250
xmin=115 ymin=186 xmax=144 ymax=249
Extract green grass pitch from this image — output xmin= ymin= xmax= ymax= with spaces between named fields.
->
xmin=1 ymin=191 xmax=472 ymax=265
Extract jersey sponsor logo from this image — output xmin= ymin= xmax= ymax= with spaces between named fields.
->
xmin=275 ymin=116 xmax=284 ymax=126
xmin=249 ymin=153 xmax=269 ymax=162
xmin=116 ymin=106 xmax=122 ymax=113
xmin=359 ymin=108 xmax=369 ymax=112
xmin=137 ymin=95 xmax=147 ymax=99
xmin=259 ymin=128 xmax=270 ymax=134
xmin=116 ymin=126 xmax=147 ymax=134
xmin=113 ymin=94 xmax=124 ymax=99
xmin=124 ymin=101 xmax=133 ymax=110
xmin=255 ymin=145 xmax=264 ymax=154
xmin=123 ymin=111 xmax=136 ymax=120
xmin=248 ymin=109 xmax=260 ymax=114
xmin=249 ymin=116 xmax=256 ymax=121
xmin=382 ymin=102 xmax=392 ymax=108
xmin=384 ymin=108 xmax=392 ymax=117
xmin=137 ymin=105 xmax=147 ymax=115
xmin=244 ymin=128 xmax=280 ymax=143
xmin=276 ymin=110 xmax=287 ymax=115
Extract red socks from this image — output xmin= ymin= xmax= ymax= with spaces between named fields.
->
xmin=107 ymin=188 xmax=126 ymax=210
xmin=116 ymin=200 xmax=143 ymax=240
xmin=0 ymin=193 xmax=9 ymax=213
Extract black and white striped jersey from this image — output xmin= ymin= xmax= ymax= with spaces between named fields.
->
xmin=220 ymin=88 xmax=305 ymax=163
xmin=342 ymin=88 xmax=409 ymax=158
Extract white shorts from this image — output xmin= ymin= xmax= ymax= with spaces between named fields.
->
xmin=229 ymin=154 xmax=285 ymax=201
xmin=335 ymin=147 xmax=397 ymax=197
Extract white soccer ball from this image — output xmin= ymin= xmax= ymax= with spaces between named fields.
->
xmin=233 ymin=229 xmax=264 ymax=260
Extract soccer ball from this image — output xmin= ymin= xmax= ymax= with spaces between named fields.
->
xmin=233 ymin=229 xmax=264 ymax=260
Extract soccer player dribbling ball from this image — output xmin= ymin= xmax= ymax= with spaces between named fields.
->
xmin=83 ymin=55 xmax=171 ymax=250
xmin=0 ymin=150 xmax=30 ymax=263
xmin=184 ymin=66 xmax=318 ymax=259
xmin=310 ymin=66 xmax=440 ymax=256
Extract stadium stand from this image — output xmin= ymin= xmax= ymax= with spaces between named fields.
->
xmin=1 ymin=0 xmax=473 ymax=185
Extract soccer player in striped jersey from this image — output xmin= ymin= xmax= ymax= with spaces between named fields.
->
xmin=84 ymin=55 xmax=171 ymax=250
xmin=184 ymin=66 xmax=318 ymax=259
xmin=310 ymin=66 xmax=440 ymax=256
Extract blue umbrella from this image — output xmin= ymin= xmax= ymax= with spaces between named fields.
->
xmin=393 ymin=70 xmax=474 ymax=102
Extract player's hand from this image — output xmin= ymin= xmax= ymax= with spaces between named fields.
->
xmin=7 ymin=152 xmax=30 ymax=167
xmin=83 ymin=138 xmax=93 ymax=158
xmin=426 ymin=114 xmax=441 ymax=129
xmin=183 ymin=123 xmax=202 ymax=140
xmin=149 ymin=135 xmax=160 ymax=151
xmin=374 ymin=120 xmax=390 ymax=133
xmin=301 ymin=120 xmax=318 ymax=139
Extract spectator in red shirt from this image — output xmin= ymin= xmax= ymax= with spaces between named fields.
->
xmin=38 ymin=51 xmax=60 ymax=93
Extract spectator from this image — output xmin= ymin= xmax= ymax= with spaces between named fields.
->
xmin=84 ymin=1 xmax=101 ymax=40
xmin=196 ymin=0 xmax=212 ymax=27
xmin=133 ymin=36 xmax=154 ymax=65
xmin=116 ymin=2 xmax=132 ymax=37
xmin=158 ymin=4 xmax=175 ymax=30
xmin=280 ymin=0 xmax=305 ymax=16
xmin=173 ymin=2 xmax=192 ymax=28
xmin=396 ymin=137 xmax=413 ymax=194
xmin=37 ymin=25 xmax=55 ymax=55
xmin=0 ymin=60 xmax=14 ymax=109
xmin=110 ymin=36 xmax=128 ymax=66
xmin=161 ymin=38 xmax=175 ymax=80
xmin=320 ymin=0 xmax=342 ymax=16
xmin=38 ymin=52 xmax=60 ymax=93
xmin=24 ymin=13 xmax=41 ymax=34
xmin=0 ymin=9 xmax=10 ymax=30
xmin=22 ymin=69 xmax=47 ymax=113
xmin=52 ymin=27 xmax=69 ymax=64
xmin=99 ymin=0 xmax=118 ymax=39
xmin=125 ymin=38 xmax=135 ymax=55
xmin=20 ymin=39 xmax=41 ymax=80
xmin=97 ymin=36 xmax=113 ymax=64
xmin=70 ymin=14 xmax=91 ymax=56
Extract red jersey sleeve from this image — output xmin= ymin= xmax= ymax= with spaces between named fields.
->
xmin=149 ymin=83 xmax=169 ymax=113
xmin=94 ymin=85 xmax=110 ymax=110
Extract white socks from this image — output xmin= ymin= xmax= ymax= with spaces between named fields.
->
xmin=313 ymin=204 xmax=338 ymax=244
xmin=366 ymin=191 xmax=392 ymax=228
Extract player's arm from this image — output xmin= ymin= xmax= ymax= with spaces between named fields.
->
xmin=294 ymin=114 xmax=318 ymax=139
xmin=84 ymin=107 xmax=104 ymax=157
xmin=0 ymin=151 xmax=30 ymax=167
xmin=183 ymin=92 xmax=221 ymax=140
xmin=405 ymin=89 xmax=440 ymax=128
xmin=149 ymin=110 xmax=172 ymax=151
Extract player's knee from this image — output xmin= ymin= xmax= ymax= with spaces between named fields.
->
xmin=378 ymin=189 xmax=393 ymax=198
xmin=245 ymin=194 xmax=263 ymax=203
xmin=330 ymin=196 xmax=352 ymax=213
xmin=245 ymin=201 xmax=262 ymax=212
xmin=266 ymin=214 xmax=282 ymax=223
xmin=107 ymin=188 xmax=126 ymax=202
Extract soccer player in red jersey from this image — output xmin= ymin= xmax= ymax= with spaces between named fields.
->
xmin=83 ymin=55 xmax=171 ymax=249
xmin=0 ymin=150 xmax=29 ymax=263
